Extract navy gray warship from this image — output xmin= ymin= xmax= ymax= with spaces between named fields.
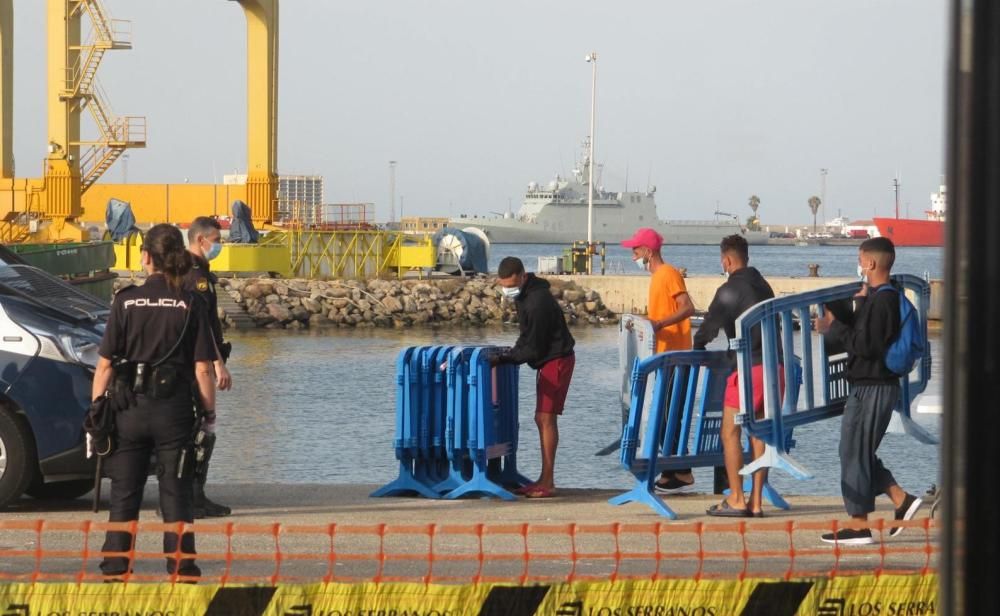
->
xmin=452 ymin=147 xmax=768 ymax=245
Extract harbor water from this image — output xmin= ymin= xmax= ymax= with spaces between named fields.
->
xmin=214 ymin=325 xmax=942 ymax=499
xmin=488 ymin=243 xmax=944 ymax=279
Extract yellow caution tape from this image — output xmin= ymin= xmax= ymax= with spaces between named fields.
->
xmin=0 ymin=574 xmax=937 ymax=616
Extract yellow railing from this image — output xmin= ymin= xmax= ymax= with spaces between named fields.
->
xmin=280 ymin=229 xmax=436 ymax=279
xmin=114 ymin=229 xmax=436 ymax=279
xmin=0 ymin=186 xmax=42 ymax=244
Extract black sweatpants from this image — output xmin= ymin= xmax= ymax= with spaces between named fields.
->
xmin=100 ymin=391 xmax=198 ymax=577
xmin=839 ymin=383 xmax=900 ymax=517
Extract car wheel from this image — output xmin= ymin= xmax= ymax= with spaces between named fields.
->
xmin=0 ymin=409 xmax=37 ymax=509
xmin=25 ymin=478 xmax=94 ymax=501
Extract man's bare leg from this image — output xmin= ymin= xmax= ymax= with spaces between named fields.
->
xmin=535 ymin=412 xmax=559 ymax=491
xmin=885 ymin=483 xmax=907 ymax=509
xmin=721 ymin=405 xmax=747 ymax=509
xmin=749 ymin=436 xmax=767 ymax=514
xmin=841 ymin=483 xmax=907 ymax=524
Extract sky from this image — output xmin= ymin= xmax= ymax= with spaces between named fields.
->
xmin=9 ymin=0 xmax=949 ymax=225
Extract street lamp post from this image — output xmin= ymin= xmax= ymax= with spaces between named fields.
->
xmin=388 ymin=160 xmax=397 ymax=225
xmin=585 ymin=51 xmax=598 ymax=274
xmin=820 ymin=168 xmax=828 ymax=225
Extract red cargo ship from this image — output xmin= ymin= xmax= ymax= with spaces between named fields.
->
xmin=872 ymin=183 xmax=946 ymax=247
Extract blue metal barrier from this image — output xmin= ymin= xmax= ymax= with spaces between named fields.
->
xmin=609 ymin=350 xmax=801 ymax=519
xmin=596 ymin=315 xmax=658 ymax=456
xmin=610 ymin=276 xmax=931 ymax=518
xmin=372 ymin=345 xmax=531 ymax=501
xmin=370 ymin=347 xmax=439 ymax=498
xmin=734 ymin=273 xmax=936 ymax=482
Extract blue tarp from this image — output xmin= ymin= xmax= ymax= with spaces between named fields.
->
xmin=432 ymin=228 xmax=488 ymax=274
xmin=104 ymin=198 xmax=137 ymax=242
xmin=228 ymin=200 xmax=259 ymax=244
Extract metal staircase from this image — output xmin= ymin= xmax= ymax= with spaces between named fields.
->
xmin=63 ymin=0 xmax=145 ymax=192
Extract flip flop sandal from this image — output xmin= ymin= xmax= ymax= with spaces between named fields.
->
xmin=523 ymin=486 xmax=556 ymax=499
xmin=706 ymin=499 xmax=751 ymax=517
xmin=513 ymin=483 xmax=537 ymax=495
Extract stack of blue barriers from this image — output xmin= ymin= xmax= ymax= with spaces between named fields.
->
xmin=371 ymin=346 xmax=531 ymax=501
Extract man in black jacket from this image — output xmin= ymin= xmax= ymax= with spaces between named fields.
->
xmin=815 ymin=237 xmax=922 ymax=545
xmin=494 ymin=257 xmax=575 ymax=499
xmin=696 ymin=235 xmax=782 ymax=518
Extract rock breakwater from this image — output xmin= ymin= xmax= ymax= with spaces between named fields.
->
xmin=114 ymin=276 xmax=618 ymax=330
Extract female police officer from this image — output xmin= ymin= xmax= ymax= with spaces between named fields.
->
xmin=91 ymin=223 xmax=218 ymax=579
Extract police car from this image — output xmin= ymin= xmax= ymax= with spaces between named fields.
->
xmin=0 ymin=257 xmax=108 ymax=509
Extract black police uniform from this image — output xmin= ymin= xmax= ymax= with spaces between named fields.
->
xmin=184 ymin=254 xmax=226 ymax=361
xmin=182 ymin=255 xmax=232 ymax=517
xmin=97 ymin=273 xmax=217 ymax=578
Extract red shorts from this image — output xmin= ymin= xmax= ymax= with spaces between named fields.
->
xmin=724 ymin=363 xmax=785 ymax=415
xmin=536 ymin=354 xmax=575 ymax=414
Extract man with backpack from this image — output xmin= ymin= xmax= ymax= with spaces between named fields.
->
xmin=814 ymin=237 xmax=923 ymax=544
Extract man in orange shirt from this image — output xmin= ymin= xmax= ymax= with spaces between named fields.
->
xmin=621 ymin=228 xmax=696 ymax=493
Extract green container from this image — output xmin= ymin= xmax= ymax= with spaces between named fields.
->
xmin=8 ymin=241 xmax=116 ymax=276
xmin=7 ymin=241 xmax=117 ymax=301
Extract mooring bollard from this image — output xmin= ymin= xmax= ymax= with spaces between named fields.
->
xmin=808 ymin=263 xmax=820 ymax=277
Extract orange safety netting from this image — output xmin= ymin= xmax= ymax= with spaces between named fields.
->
xmin=0 ymin=517 xmax=937 ymax=585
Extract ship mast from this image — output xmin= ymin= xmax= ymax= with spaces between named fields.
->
xmin=893 ymin=177 xmax=901 ymax=219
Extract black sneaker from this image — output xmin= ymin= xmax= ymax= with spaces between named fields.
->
xmin=821 ymin=528 xmax=875 ymax=545
xmin=653 ymin=474 xmax=694 ymax=494
xmin=889 ymin=494 xmax=923 ymax=537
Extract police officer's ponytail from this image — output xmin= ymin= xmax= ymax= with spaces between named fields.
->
xmin=143 ymin=224 xmax=193 ymax=290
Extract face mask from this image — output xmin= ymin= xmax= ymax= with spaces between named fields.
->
xmin=634 ymin=250 xmax=650 ymax=271
xmin=501 ymin=287 xmax=521 ymax=300
xmin=857 ymin=264 xmax=866 ymax=281
xmin=205 ymin=242 xmax=222 ymax=261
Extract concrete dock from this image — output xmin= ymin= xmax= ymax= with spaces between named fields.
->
xmin=555 ymin=275 xmax=946 ymax=321
xmin=0 ymin=484 xmax=939 ymax=582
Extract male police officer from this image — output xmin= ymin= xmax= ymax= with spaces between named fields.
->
xmin=184 ymin=216 xmax=232 ymax=517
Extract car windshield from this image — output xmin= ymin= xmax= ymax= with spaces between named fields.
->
xmin=0 ymin=264 xmax=110 ymax=322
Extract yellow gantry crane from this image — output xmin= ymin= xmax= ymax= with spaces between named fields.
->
xmin=240 ymin=0 xmax=279 ymax=226
xmin=0 ymin=0 xmax=280 ymax=241
xmin=0 ymin=0 xmax=145 ymax=242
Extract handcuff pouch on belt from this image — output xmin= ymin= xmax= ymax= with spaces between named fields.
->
xmin=112 ymin=360 xmax=187 ymax=399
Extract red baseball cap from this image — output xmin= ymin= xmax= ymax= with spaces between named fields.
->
xmin=621 ymin=228 xmax=663 ymax=251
